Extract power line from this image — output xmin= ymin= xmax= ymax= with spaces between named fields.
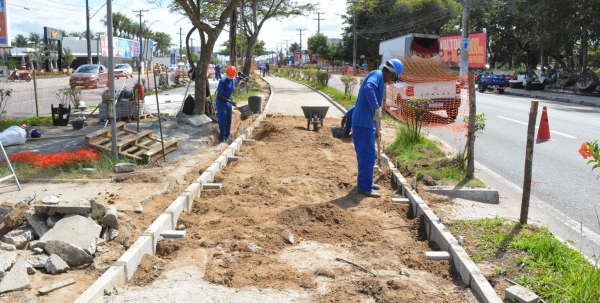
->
xmin=313 ymin=12 xmax=325 ymax=33
xmin=46 ymin=0 xmax=85 ymax=8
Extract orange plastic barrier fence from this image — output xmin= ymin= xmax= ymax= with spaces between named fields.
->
xmin=9 ymin=147 xmax=102 ymax=168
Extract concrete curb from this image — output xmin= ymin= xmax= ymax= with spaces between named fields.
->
xmin=384 ymin=154 xmax=502 ymax=303
xmin=503 ymin=90 xmax=600 ymax=107
xmin=74 ymin=77 xmax=275 ymax=303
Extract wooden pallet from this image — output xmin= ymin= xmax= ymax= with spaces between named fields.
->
xmin=85 ymin=122 xmax=178 ymax=163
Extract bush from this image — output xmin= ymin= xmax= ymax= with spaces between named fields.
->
xmin=340 ymin=75 xmax=358 ymax=95
xmin=403 ymin=97 xmax=432 ymax=142
xmin=316 ymin=71 xmax=331 ymax=86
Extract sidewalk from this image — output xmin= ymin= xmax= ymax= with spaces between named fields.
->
xmin=501 ymin=87 xmax=600 ymax=107
xmin=264 ymin=76 xmax=344 ymax=118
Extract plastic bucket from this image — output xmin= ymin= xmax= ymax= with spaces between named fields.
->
xmin=248 ymin=96 xmax=262 ymax=113
xmin=71 ymin=119 xmax=85 ymax=130
xmin=238 ymin=105 xmax=253 ymax=117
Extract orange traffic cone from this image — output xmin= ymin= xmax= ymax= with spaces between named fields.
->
xmin=536 ymin=106 xmax=551 ymax=142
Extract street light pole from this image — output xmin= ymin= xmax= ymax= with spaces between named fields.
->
xmin=460 ymin=0 xmax=469 ymax=77
xmin=86 ymin=0 xmax=92 ymax=64
xmin=106 ymin=0 xmax=117 ymax=159
xmin=179 ymin=27 xmax=182 ymax=63
xmin=353 ymin=10 xmax=357 ymax=67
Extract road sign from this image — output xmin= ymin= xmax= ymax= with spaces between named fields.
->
xmin=462 ymin=38 xmax=470 ymax=52
xmin=170 ymin=53 xmax=175 ymax=65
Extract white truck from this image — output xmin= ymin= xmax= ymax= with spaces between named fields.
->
xmin=379 ymin=33 xmax=440 ymax=63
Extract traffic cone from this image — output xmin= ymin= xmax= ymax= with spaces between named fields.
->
xmin=536 ymin=106 xmax=551 ymax=142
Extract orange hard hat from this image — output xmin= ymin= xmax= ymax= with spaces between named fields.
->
xmin=226 ymin=66 xmax=237 ymax=79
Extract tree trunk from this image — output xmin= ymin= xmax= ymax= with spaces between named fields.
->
xmin=194 ymin=35 xmax=215 ymax=115
xmin=186 ymin=28 xmax=196 ymax=69
xmin=582 ymin=23 xmax=589 ymax=71
xmin=243 ymin=32 xmax=259 ymax=76
xmin=229 ymin=10 xmax=238 ymax=67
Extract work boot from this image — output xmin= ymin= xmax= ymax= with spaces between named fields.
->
xmin=372 ymin=184 xmax=381 ymax=190
xmin=359 ymin=190 xmax=381 ymax=198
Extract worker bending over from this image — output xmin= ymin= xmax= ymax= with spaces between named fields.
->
xmin=352 ymin=59 xmax=403 ymax=198
xmin=341 ymin=106 xmax=355 ymax=136
xmin=216 ymin=66 xmax=238 ymax=142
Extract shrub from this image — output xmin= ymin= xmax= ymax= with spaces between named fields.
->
xmin=403 ymin=97 xmax=432 ymax=142
xmin=340 ymin=75 xmax=358 ymax=95
xmin=316 ymin=71 xmax=331 ymax=86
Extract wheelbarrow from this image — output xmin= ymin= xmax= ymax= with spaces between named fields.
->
xmin=301 ymin=106 xmax=329 ymax=131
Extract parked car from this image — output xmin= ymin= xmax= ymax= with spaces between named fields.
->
xmin=167 ymin=65 xmax=178 ymax=72
xmin=69 ymin=64 xmax=109 ymax=89
xmin=114 ymin=64 xmax=133 ymax=79
xmin=478 ymin=74 xmax=507 ymax=94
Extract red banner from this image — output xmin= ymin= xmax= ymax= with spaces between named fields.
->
xmin=439 ymin=33 xmax=487 ymax=68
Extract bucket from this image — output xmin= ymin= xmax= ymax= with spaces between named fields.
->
xmin=71 ymin=119 xmax=85 ymax=130
xmin=331 ymin=127 xmax=347 ymax=139
xmin=248 ymin=96 xmax=262 ymax=113
xmin=238 ymin=105 xmax=253 ymax=117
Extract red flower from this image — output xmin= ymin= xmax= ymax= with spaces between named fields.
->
xmin=579 ymin=143 xmax=593 ymax=159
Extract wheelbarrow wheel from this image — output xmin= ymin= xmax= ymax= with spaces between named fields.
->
xmin=313 ymin=121 xmax=320 ymax=132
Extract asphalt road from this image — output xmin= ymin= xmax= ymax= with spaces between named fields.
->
xmin=430 ymin=92 xmax=600 ymax=258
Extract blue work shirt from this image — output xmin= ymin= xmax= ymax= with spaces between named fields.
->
xmin=217 ymin=77 xmax=236 ymax=106
xmin=352 ymin=70 xmax=384 ymax=130
xmin=345 ymin=106 xmax=355 ymax=119
xmin=215 ymin=66 xmax=221 ymax=73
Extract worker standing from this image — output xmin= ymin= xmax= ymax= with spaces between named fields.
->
xmin=216 ymin=66 xmax=238 ymax=142
xmin=215 ymin=64 xmax=222 ymax=81
xmin=352 ymin=59 xmax=403 ymax=198
xmin=265 ymin=62 xmax=270 ymax=76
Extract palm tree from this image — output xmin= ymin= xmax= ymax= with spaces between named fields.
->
xmin=63 ymin=47 xmax=76 ymax=69
xmin=28 ymin=33 xmax=41 ymax=46
xmin=69 ymin=32 xmax=82 ymax=38
xmin=153 ymin=32 xmax=173 ymax=56
xmin=102 ymin=12 xmax=130 ymax=37
xmin=13 ymin=34 xmax=28 ymax=47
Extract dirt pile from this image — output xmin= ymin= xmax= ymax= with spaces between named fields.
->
xmin=129 ymin=254 xmax=166 ymax=286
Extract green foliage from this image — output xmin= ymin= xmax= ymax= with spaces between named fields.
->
xmin=55 ymin=87 xmax=81 ymax=108
xmin=210 ymin=57 xmax=220 ymax=65
xmin=403 ymin=97 xmax=432 ymax=142
xmin=579 ymin=140 xmax=600 ymax=175
xmin=158 ymin=73 xmax=169 ymax=89
xmin=62 ymin=47 xmax=76 ymax=69
xmin=307 ymin=32 xmax=329 ymax=58
xmin=0 ymin=89 xmax=12 ymax=120
xmin=289 ymin=42 xmax=300 ymax=53
xmin=28 ymin=32 xmax=42 ymax=46
xmin=340 ymin=75 xmax=358 ymax=95
xmin=7 ymin=59 xmax=18 ymax=70
xmin=0 ymin=116 xmax=52 ymax=132
xmin=450 ymin=218 xmax=600 ymax=302
xmin=316 ymin=71 xmax=331 ymax=86
xmin=12 ymin=34 xmax=28 ymax=47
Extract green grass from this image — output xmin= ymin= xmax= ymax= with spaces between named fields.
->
xmin=0 ymin=152 xmax=140 ymax=181
xmin=388 ymin=125 xmax=485 ymax=187
xmin=147 ymin=83 xmax=186 ymax=95
xmin=275 ymin=72 xmax=357 ymax=109
xmin=88 ymin=105 xmax=98 ymax=109
xmin=0 ymin=116 xmax=53 ymax=132
xmin=450 ymin=218 xmax=600 ymax=302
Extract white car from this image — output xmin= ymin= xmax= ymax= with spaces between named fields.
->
xmin=167 ymin=65 xmax=178 ymax=72
xmin=114 ymin=64 xmax=133 ymax=79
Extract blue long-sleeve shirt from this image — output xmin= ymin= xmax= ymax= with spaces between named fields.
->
xmin=352 ymin=70 xmax=384 ymax=130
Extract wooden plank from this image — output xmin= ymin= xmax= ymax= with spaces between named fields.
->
xmin=85 ymin=122 xmax=126 ymax=139
xmin=141 ymin=138 xmax=179 ymax=163
xmin=117 ymin=130 xmax=152 ymax=148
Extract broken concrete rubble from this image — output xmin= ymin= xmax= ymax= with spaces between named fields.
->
xmin=0 ymin=259 xmax=31 ymax=294
xmin=45 ymin=254 xmax=69 ymax=274
xmin=33 ymin=199 xmax=91 ymax=216
xmin=2 ymin=230 xmax=33 ymax=249
xmin=0 ymin=193 xmax=35 ymax=224
xmin=39 ymin=215 xmax=101 ymax=266
xmin=42 ymin=195 xmax=61 ymax=204
xmin=0 ymin=242 xmax=15 ymax=251
xmin=27 ymin=255 xmax=49 ymax=268
xmin=102 ymin=205 xmax=119 ymax=228
xmin=46 ymin=214 xmax=63 ymax=227
xmin=44 ymin=240 xmax=93 ymax=267
xmin=24 ymin=212 xmax=50 ymax=237
xmin=3 ymin=203 xmax=29 ymax=228
xmin=114 ymin=163 xmax=135 ymax=173
xmin=0 ymin=251 xmax=16 ymax=278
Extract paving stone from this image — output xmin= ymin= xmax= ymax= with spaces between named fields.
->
xmin=185 ymin=114 xmax=212 ymax=127
xmin=44 ymin=240 xmax=93 ymax=267
xmin=39 ymin=215 xmax=101 ymax=256
xmin=46 ymin=215 xmax=64 ymax=228
xmin=45 ymin=254 xmax=69 ymax=274
xmin=0 ymin=242 xmax=15 ymax=251
xmin=24 ymin=212 xmax=50 ymax=237
xmin=39 ymin=278 xmax=76 ymax=295
xmin=102 ymin=206 xmax=118 ymax=228
xmin=0 ymin=259 xmax=31 ymax=293
xmin=27 ymin=255 xmax=49 ymax=268
xmin=505 ymin=285 xmax=540 ymax=303
xmin=0 ymin=251 xmax=16 ymax=278
xmin=114 ymin=163 xmax=135 ymax=173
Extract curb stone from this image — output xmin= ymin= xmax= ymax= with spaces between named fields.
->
xmin=74 ymin=77 xmax=275 ymax=303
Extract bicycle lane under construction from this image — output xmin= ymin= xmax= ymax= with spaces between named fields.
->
xmin=100 ymin=76 xmax=483 ymax=303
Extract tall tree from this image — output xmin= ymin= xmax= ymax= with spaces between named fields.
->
xmin=13 ymin=34 xmax=28 ymax=47
xmin=289 ymin=42 xmax=300 ymax=52
xmin=307 ymin=32 xmax=329 ymax=61
xmin=239 ymin=0 xmax=315 ymax=74
xmin=28 ymin=33 xmax=42 ymax=46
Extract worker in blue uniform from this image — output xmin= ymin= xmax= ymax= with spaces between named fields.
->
xmin=352 ymin=59 xmax=404 ymax=198
xmin=216 ymin=66 xmax=238 ymax=142
xmin=341 ymin=106 xmax=355 ymax=136
xmin=214 ymin=64 xmax=222 ymax=80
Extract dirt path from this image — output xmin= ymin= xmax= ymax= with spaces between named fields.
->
xmin=103 ymin=116 xmax=477 ymax=302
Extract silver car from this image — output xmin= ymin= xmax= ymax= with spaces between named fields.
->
xmin=114 ymin=64 xmax=133 ymax=79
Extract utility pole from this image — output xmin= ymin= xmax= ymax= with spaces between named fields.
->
xmin=106 ymin=0 xmax=117 ymax=159
xmin=86 ymin=0 xmax=92 ymax=64
xmin=313 ymin=12 xmax=325 ymax=33
xmin=460 ymin=0 xmax=469 ymax=77
xmin=178 ymin=27 xmax=182 ymax=63
xmin=134 ymin=9 xmax=148 ymax=132
xmin=353 ymin=10 xmax=357 ymax=67
xmin=297 ymin=29 xmax=306 ymax=64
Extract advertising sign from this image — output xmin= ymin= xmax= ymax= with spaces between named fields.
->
xmin=0 ymin=0 xmax=7 ymax=46
xmin=101 ymin=35 xmax=108 ymax=57
xmin=170 ymin=53 xmax=176 ymax=65
xmin=439 ymin=32 xmax=487 ymax=68
xmin=100 ymin=35 xmax=140 ymax=58
xmin=44 ymin=27 xmax=62 ymax=40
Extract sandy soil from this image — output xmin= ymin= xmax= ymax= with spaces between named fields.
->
xmin=105 ymin=116 xmax=478 ymax=302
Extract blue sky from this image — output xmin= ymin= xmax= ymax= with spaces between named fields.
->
xmin=9 ymin=0 xmax=347 ymax=53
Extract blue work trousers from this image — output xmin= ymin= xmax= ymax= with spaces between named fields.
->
xmin=263 ymin=69 xmax=266 ymax=77
xmin=352 ymin=126 xmax=376 ymax=192
xmin=216 ymin=100 xmax=232 ymax=140
xmin=215 ymin=71 xmax=222 ymax=80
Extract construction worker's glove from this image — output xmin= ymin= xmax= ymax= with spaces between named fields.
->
xmin=374 ymin=108 xmax=382 ymax=121
xmin=376 ymin=136 xmax=381 ymax=143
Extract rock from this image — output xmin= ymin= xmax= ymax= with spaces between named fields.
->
xmin=175 ymin=111 xmax=188 ymax=118
xmin=0 ymin=251 xmax=16 ymax=278
xmin=83 ymin=168 xmax=98 ymax=174
xmin=0 ymin=259 xmax=31 ymax=293
xmin=39 ymin=215 xmax=101 ymax=266
xmin=24 ymin=212 xmax=50 ymax=237
xmin=44 ymin=240 xmax=93 ymax=267
xmin=3 ymin=203 xmax=29 ymax=228
xmin=114 ymin=163 xmax=135 ymax=173
xmin=26 ymin=265 xmax=36 ymax=275
xmin=107 ymin=228 xmax=119 ymax=241
xmin=185 ymin=114 xmax=212 ymax=127
xmin=177 ymin=224 xmax=186 ymax=230
xmin=0 ymin=194 xmax=35 ymax=224
xmin=0 ymin=242 xmax=15 ymax=251
xmin=96 ymin=238 xmax=105 ymax=246
xmin=422 ymin=175 xmax=437 ymax=186
xmin=117 ymin=212 xmax=125 ymax=219
xmin=2 ymin=230 xmax=33 ymax=249
xmin=45 ymin=254 xmax=69 ymax=274
xmin=42 ymin=195 xmax=61 ymax=204
xmin=245 ymin=243 xmax=261 ymax=253
xmin=33 ymin=248 xmax=44 ymax=254
xmin=46 ymin=215 xmax=64 ymax=227
xmin=162 ymin=120 xmax=179 ymax=129
xmin=400 ymin=268 xmax=410 ymax=277
xmin=30 ymin=241 xmax=44 ymax=250
xmin=102 ymin=206 xmax=118 ymax=228
xmin=27 ymin=255 xmax=49 ymax=268
xmin=91 ymin=199 xmax=107 ymax=218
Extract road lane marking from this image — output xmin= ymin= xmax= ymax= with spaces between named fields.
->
xmin=496 ymin=116 xmax=577 ymax=139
